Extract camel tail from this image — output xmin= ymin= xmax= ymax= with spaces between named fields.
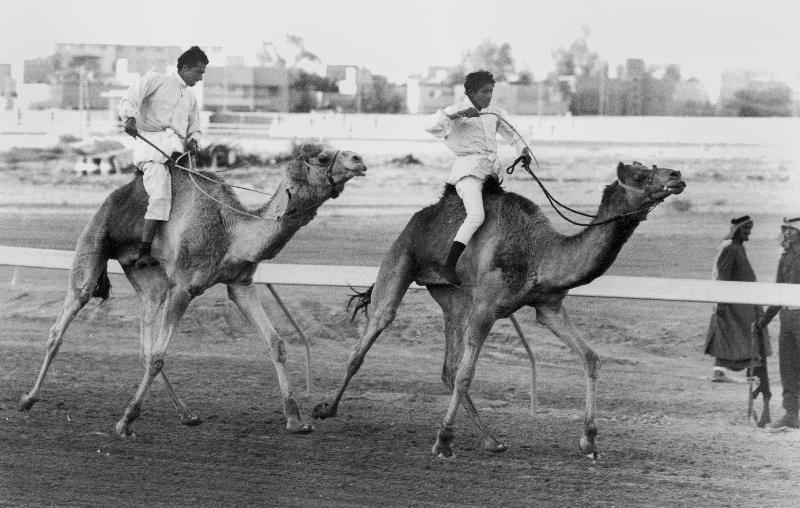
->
xmin=91 ymin=265 xmax=111 ymax=300
xmin=347 ymin=285 xmax=373 ymax=321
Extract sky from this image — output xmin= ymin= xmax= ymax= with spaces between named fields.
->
xmin=2 ymin=0 xmax=800 ymax=101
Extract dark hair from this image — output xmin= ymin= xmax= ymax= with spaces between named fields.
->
xmin=731 ymin=215 xmax=751 ymax=225
xmin=177 ymin=46 xmax=209 ymax=70
xmin=464 ymin=70 xmax=495 ymax=93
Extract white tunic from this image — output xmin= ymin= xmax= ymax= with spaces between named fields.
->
xmin=118 ymin=71 xmax=202 ymax=165
xmin=425 ymin=99 xmax=526 ymax=184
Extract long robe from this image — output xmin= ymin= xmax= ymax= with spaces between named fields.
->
xmin=704 ymin=240 xmax=770 ymax=369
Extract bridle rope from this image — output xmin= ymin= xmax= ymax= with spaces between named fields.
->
xmin=479 ymin=111 xmax=664 ymax=227
xmin=134 ymin=133 xmax=343 ymax=221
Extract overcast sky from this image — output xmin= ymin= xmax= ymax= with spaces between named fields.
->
xmin=2 ymin=0 xmax=799 ymax=100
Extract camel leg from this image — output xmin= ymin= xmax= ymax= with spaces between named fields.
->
xmin=431 ymin=286 xmax=507 ymax=453
xmin=432 ymin=306 xmax=494 ymax=458
xmin=19 ymin=254 xmax=105 ymax=411
xmin=115 ymin=286 xmax=191 ymax=437
xmin=18 ymin=290 xmax=91 ymax=410
xmin=509 ymin=314 xmax=538 ymax=416
xmin=227 ymin=283 xmax=313 ymax=434
xmin=127 ymin=267 xmax=200 ymax=426
xmin=312 ymin=253 xmax=415 ymax=419
xmin=536 ymin=302 xmax=600 ymax=459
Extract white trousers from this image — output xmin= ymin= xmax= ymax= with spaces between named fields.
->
xmin=133 ymin=130 xmax=182 ymax=221
xmin=453 ymin=176 xmax=485 ymax=245
xmin=141 ymin=162 xmax=172 ymax=220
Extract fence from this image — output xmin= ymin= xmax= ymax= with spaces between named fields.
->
xmin=2 ymin=246 xmax=800 ymax=306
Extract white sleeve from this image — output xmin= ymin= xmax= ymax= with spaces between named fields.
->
xmin=425 ymin=108 xmax=455 ymax=138
xmin=117 ymin=74 xmax=152 ymax=121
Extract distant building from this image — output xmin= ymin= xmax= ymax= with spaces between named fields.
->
xmin=491 ymin=81 xmax=567 ymax=115
xmin=203 ymin=64 xmax=290 ymax=112
xmin=53 ymin=43 xmax=183 ymax=76
xmin=0 ymin=64 xmax=16 ymax=109
xmin=22 ymin=43 xmax=221 ymax=110
xmin=405 ymin=77 xmax=455 ymax=114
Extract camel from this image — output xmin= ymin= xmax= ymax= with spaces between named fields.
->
xmin=19 ymin=142 xmax=367 ymax=437
xmin=313 ymin=161 xmax=685 ymax=459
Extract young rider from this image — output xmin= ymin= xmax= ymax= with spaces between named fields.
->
xmin=425 ymin=70 xmax=532 ymax=285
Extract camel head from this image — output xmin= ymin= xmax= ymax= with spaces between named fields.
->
xmin=616 ymin=161 xmax=685 ymax=208
xmin=286 ymin=143 xmax=367 ymax=201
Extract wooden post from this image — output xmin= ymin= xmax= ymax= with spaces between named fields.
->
xmin=509 ymin=314 xmax=537 ymax=416
xmin=266 ymin=284 xmax=312 ymax=396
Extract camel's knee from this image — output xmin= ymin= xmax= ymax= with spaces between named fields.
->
xmin=149 ymin=358 xmax=165 ymax=375
xmin=373 ymin=306 xmax=398 ymax=331
xmin=269 ymin=336 xmax=287 ymax=363
xmin=455 ymin=372 xmax=474 ymax=392
xmin=584 ymin=349 xmax=600 ymax=378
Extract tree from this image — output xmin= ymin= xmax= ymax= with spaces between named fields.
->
xmin=551 ymin=27 xmax=601 ymax=78
xmin=458 ymin=39 xmax=516 ymax=81
xmin=360 ymin=75 xmax=406 ymax=113
xmin=551 ymin=27 xmax=601 ymax=114
xmin=289 ymin=70 xmax=339 ymax=112
xmin=721 ymin=84 xmax=794 ymax=117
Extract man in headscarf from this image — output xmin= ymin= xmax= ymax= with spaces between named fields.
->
xmin=755 ymin=216 xmax=800 ymax=429
xmin=704 ymin=216 xmax=771 ymax=423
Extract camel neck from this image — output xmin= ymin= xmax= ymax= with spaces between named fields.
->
xmin=231 ymin=180 xmax=323 ymax=262
xmin=542 ymin=184 xmax=643 ymax=290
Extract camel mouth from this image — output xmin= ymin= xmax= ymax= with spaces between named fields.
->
xmin=664 ymin=180 xmax=686 ymax=195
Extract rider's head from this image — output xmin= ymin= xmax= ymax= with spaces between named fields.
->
xmin=464 ymin=70 xmax=495 ymax=110
xmin=177 ymin=46 xmax=209 ymax=87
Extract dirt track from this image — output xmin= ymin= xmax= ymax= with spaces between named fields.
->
xmin=2 ymin=207 xmax=799 ymax=507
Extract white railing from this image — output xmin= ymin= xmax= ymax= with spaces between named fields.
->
xmin=2 ymin=246 xmax=799 ymax=306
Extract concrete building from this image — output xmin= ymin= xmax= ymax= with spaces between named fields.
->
xmin=202 ymin=64 xmax=290 ymax=112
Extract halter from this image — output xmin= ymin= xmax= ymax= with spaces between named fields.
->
xmin=616 ymin=165 xmax=664 ymax=201
xmin=323 ymin=150 xmax=341 ymax=199
xmin=507 ymin=158 xmax=667 ymax=227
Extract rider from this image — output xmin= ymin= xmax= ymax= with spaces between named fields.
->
xmin=118 ymin=45 xmax=208 ymax=269
xmin=425 ymin=70 xmax=532 ymax=285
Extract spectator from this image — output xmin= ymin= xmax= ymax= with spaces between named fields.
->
xmin=704 ymin=215 xmax=771 ymax=426
xmin=755 ymin=216 xmax=800 ymax=429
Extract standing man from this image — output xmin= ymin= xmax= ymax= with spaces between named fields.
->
xmin=425 ymin=70 xmax=532 ymax=285
xmin=118 ymin=45 xmax=208 ymax=269
xmin=755 ymin=216 xmax=800 ymax=429
xmin=704 ymin=216 xmax=771 ymax=416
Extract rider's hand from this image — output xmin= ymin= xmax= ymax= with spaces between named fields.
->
xmin=459 ymin=107 xmax=480 ymax=118
xmin=187 ymin=138 xmax=199 ymax=156
xmin=123 ymin=117 xmax=138 ymax=138
xmin=520 ymin=148 xmax=532 ymax=166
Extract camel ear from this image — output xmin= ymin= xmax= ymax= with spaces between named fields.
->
xmin=617 ymin=161 xmax=625 ymax=173
xmin=286 ymin=160 xmax=309 ymax=184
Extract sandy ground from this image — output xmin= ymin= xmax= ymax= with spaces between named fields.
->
xmin=1 ymin=141 xmax=800 ymax=506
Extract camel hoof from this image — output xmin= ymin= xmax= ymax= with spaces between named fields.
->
xmin=18 ymin=394 xmax=38 ymax=411
xmin=311 ymin=401 xmax=336 ymax=419
xmin=484 ymin=440 xmax=509 ymax=453
xmin=579 ymin=436 xmax=599 ymax=458
xmin=432 ymin=442 xmax=455 ymax=459
xmin=286 ymin=421 xmax=315 ymax=434
xmin=114 ymin=420 xmax=136 ymax=438
xmin=181 ymin=416 xmax=203 ymax=427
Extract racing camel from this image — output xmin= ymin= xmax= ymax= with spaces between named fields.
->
xmin=19 ymin=143 xmax=367 ymax=437
xmin=314 ymin=161 xmax=685 ymax=459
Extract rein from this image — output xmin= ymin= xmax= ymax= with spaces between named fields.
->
xmin=479 ymin=112 xmax=662 ymax=228
xmin=134 ymin=133 xmax=344 ymax=221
